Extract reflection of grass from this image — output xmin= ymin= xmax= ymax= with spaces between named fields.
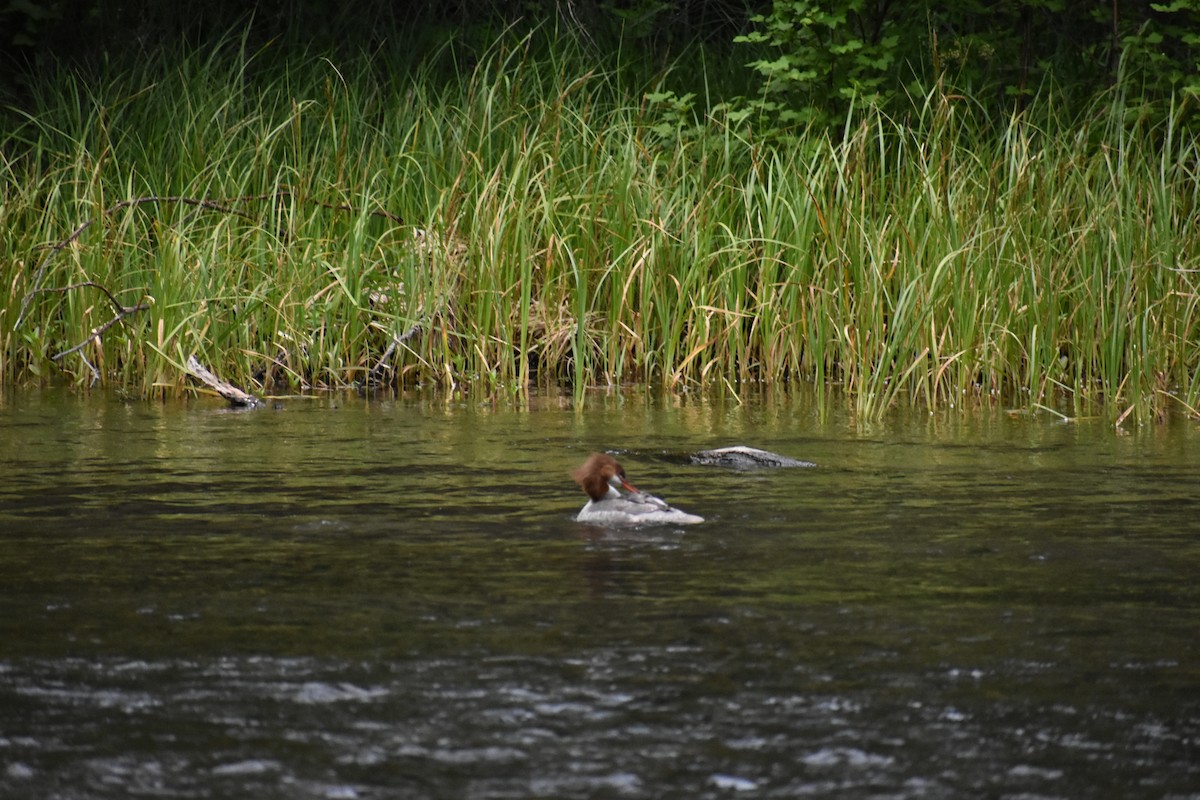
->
xmin=3 ymin=30 xmax=1198 ymax=424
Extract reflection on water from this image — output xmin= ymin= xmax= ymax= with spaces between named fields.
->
xmin=1 ymin=388 xmax=1198 ymax=798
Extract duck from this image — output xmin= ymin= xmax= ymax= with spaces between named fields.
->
xmin=572 ymin=452 xmax=704 ymax=526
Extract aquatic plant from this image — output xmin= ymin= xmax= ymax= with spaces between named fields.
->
xmin=2 ymin=28 xmax=1198 ymax=425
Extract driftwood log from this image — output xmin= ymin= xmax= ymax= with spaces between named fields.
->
xmin=186 ymin=355 xmax=263 ymax=408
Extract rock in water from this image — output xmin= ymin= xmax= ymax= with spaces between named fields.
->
xmin=690 ymin=446 xmax=815 ymax=469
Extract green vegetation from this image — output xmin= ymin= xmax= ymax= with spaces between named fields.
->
xmin=2 ymin=25 xmax=1198 ymax=424
xmin=732 ymin=0 xmax=1200 ymax=132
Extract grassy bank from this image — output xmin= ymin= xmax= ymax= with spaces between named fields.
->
xmin=2 ymin=30 xmax=1198 ymax=423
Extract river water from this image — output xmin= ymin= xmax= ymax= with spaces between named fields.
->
xmin=0 ymin=388 xmax=1197 ymax=799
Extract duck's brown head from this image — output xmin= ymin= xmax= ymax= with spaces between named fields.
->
xmin=572 ymin=452 xmax=639 ymax=500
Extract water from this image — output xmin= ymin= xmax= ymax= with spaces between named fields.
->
xmin=1 ymin=388 xmax=1198 ymax=799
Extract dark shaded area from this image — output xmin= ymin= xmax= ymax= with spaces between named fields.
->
xmin=0 ymin=1 xmax=763 ymax=111
xmin=4 ymin=0 xmax=1198 ymax=123
xmin=1 ymin=1 xmax=757 ymax=71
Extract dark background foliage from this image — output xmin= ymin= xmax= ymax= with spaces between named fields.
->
xmin=3 ymin=0 xmax=1197 ymax=129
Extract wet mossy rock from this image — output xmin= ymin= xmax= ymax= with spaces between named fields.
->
xmin=690 ymin=446 xmax=815 ymax=469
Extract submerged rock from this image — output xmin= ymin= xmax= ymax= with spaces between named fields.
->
xmin=690 ymin=445 xmax=815 ymax=469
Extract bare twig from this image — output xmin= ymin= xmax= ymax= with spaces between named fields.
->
xmin=16 ymin=196 xmax=249 ymax=329
xmin=77 ymin=352 xmax=101 ymax=386
xmin=39 ymin=280 xmax=146 ymax=318
xmin=15 ymin=189 xmax=405 ymax=330
xmin=51 ymin=301 xmax=151 ymax=361
xmin=367 ymin=320 xmax=425 ymax=387
xmin=39 ymin=282 xmax=152 ymax=382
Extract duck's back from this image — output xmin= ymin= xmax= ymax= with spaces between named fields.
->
xmin=577 ymin=496 xmax=704 ymax=526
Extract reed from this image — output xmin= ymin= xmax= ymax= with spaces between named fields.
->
xmin=2 ymin=28 xmax=1198 ymax=424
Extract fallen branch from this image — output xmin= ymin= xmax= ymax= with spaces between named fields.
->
xmin=186 ymin=355 xmax=263 ymax=408
xmin=367 ymin=319 xmax=426 ymax=387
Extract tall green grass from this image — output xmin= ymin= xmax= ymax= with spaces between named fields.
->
xmin=2 ymin=29 xmax=1198 ymax=424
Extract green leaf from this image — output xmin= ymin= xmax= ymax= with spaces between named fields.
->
xmin=1150 ymin=1 xmax=1192 ymax=12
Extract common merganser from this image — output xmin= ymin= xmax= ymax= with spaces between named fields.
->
xmin=572 ymin=452 xmax=704 ymax=526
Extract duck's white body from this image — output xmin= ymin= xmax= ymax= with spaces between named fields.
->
xmin=572 ymin=453 xmax=704 ymax=527
xmin=576 ymin=485 xmax=704 ymax=526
